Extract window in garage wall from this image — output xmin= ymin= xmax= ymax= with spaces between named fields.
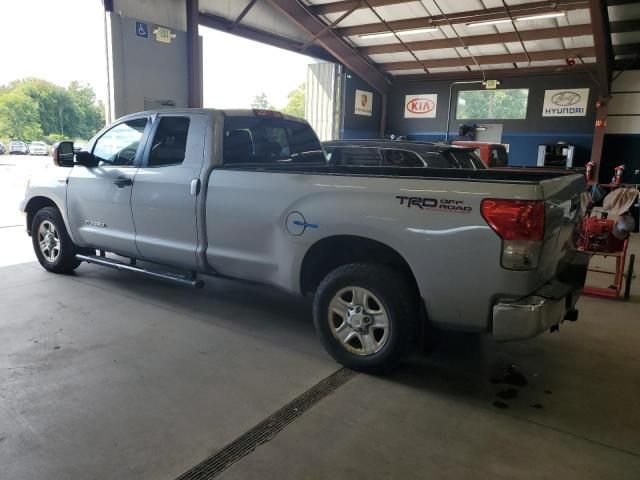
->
xmin=456 ymin=89 xmax=529 ymax=120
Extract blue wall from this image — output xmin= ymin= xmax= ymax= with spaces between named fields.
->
xmin=340 ymin=71 xmax=383 ymax=139
xmin=386 ymin=72 xmax=599 ymax=166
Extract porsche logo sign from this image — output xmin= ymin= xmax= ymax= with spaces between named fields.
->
xmin=404 ymin=94 xmax=438 ymax=118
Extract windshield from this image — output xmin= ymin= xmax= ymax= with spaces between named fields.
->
xmin=223 ymin=117 xmax=325 ymax=165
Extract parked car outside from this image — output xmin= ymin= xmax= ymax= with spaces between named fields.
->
xmin=28 ymin=141 xmax=49 ymax=156
xmin=0 ymin=142 xmax=5 ymax=154
xmin=323 ymin=139 xmax=486 ymax=169
xmin=8 ymin=141 xmax=28 ymax=155
xmin=452 ymin=141 xmax=509 ymax=167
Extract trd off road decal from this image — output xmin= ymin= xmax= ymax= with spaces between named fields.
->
xmin=396 ymin=196 xmax=472 ymax=213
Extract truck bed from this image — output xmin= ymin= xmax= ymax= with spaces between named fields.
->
xmin=221 ymin=164 xmax=582 ymax=184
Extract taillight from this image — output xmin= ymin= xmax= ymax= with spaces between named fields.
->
xmin=481 ymin=199 xmax=545 ymax=270
xmin=481 ymin=199 xmax=544 ymax=240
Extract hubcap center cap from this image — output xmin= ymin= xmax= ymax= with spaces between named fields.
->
xmin=347 ymin=305 xmax=371 ymax=331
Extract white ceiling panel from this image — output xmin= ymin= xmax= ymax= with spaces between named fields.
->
xmin=419 ymin=0 xmax=486 ymax=14
xmin=416 ymin=48 xmax=463 ymax=60
xmin=387 ymin=69 xmax=427 ymax=76
xmin=426 ymin=66 xmax=471 ymax=73
xmin=368 ymin=52 xmax=416 ymax=63
xmin=481 ymin=63 xmax=519 ymax=70
xmin=612 ymin=31 xmax=640 ymax=46
xmin=200 ymin=0 xmax=312 ymax=43
xmin=608 ymin=3 xmax=640 ymax=22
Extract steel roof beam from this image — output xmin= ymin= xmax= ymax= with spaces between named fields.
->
xmin=359 ymin=24 xmax=594 ymax=55
xmin=393 ymin=63 xmax=596 ymax=81
xmin=199 ymin=12 xmax=336 ymax=63
xmin=613 ymin=43 xmax=640 ymax=55
xmin=229 ymin=0 xmax=260 ymax=31
xmin=265 ymin=0 xmax=391 ymax=93
xmin=334 ymin=0 xmax=588 ymax=37
xmin=378 ymin=47 xmax=596 ymax=71
xmin=610 ymin=18 xmax=640 ymax=33
xmin=589 ymin=0 xmax=613 ymax=98
xmin=310 ymin=0 xmax=408 ymax=15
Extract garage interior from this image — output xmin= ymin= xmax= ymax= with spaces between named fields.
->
xmin=2 ymin=0 xmax=640 ymax=479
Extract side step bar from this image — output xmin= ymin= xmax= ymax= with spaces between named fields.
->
xmin=76 ymin=254 xmax=204 ymax=288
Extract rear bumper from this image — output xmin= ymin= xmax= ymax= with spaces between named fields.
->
xmin=492 ymin=251 xmax=589 ymax=341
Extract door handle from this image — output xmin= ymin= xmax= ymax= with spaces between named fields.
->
xmin=113 ymin=177 xmax=133 ymax=188
xmin=190 ymin=178 xmax=201 ymax=196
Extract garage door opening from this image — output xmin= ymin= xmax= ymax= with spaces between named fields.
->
xmin=201 ymin=27 xmax=341 ymax=140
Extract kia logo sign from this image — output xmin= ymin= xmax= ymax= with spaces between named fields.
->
xmin=406 ymin=98 xmax=436 ymax=114
xmin=551 ymin=91 xmax=581 ymax=106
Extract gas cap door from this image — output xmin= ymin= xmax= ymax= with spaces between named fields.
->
xmin=286 ymin=211 xmax=307 ymax=236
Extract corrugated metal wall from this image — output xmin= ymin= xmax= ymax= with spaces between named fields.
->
xmin=607 ymin=71 xmax=640 ymax=135
xmin=305 ymin=63 xmax=341 ymax=141
xmin=601 ymin=71 xmax=640 ymax=183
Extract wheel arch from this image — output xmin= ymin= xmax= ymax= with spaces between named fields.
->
xmin=299 ymin=235 xmax=420 ymax=298
xmin=24 ymin=196 xmax=62 ymax=236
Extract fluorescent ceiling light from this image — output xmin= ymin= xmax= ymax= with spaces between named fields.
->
xmin=466 ymin=18 xmax=512 ymax=28
xmin=466 ymin=11 xmax=566 ymax=27
xmin=359 ymin=26 xmax=438 ymax=39
xmin=516 ymin=11 xmax=566 ymax=22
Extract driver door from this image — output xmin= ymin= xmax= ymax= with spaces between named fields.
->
xmin=67 ymin=117 xmax=150 ymax=257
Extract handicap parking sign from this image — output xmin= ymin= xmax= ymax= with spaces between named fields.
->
xmin=136 ymin=21 xmax=149 ymax=39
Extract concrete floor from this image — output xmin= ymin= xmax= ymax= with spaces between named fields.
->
xmin=1 ymin=157 xmax=639 ymax=479
xmin=0 ymin=240 xmax=638 ymax=480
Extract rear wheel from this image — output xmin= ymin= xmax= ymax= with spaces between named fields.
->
xmin=31 ymin=207 xmax=81 ymax=273
xmin=313 ymin=263 xmax=418 ymax=373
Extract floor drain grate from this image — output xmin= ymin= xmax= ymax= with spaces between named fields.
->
xmin=175 ymin=367 xmax=358 ymax=480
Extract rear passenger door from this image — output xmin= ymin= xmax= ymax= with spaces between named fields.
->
xmin=131 ymin=113 xmax=207 ymax=270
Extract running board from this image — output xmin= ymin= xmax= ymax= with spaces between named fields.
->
xmin=75 ymin=254 xmax=204 ymax=288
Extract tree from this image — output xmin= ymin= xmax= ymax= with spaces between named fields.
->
xmin=251 ymin=92 xmax=274 ymax=109
xmin=68 ymin=81 xmax=105 ymax=139
xmin=0 ymin=78 xmax=105 ymax=141
xmin=281 ymin=83 xmax=305 ymax=119
xmin=0 ymin=90 xmax=43 ymax=141
xmin=456 ymin=89 xmax=528 ymax=120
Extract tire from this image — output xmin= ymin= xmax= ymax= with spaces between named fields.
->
xmin=313 ymin=263 xmax=419 ymax=374
xmin=624 ymin=254 xmax=635 ymax=300
xmin=31 ymin=206 xmax=81 ymax=273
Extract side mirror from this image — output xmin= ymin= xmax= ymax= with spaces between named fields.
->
xmin=75 ymin=150 xmax=100 ymax=168
xmin=52 ymin=141 xmax=75 ymax=167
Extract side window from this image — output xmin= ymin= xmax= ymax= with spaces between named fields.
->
xmin=420 ymin=152 xmax=450 ymax=168
xmin=336 ymin=147 xmax=381 ymax=166
xmin=382 ymin=149 xmax=423 ymax=167
xmin=223 ymin=118 xmax=324 ymax=165
xmin=92 ymin=118 xmax=147 ymax=166
xmin=492 ymin=147 xmax=508 ymax=167
xmin=148 ymin=117 xmax=190 ymax=167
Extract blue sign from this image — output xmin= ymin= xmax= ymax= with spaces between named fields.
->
xmin=136 ymin=21 xmax=149 ymax=39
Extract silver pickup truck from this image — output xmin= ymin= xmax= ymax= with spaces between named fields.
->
xmin=21 ymin=109 xmax=589 ymax=373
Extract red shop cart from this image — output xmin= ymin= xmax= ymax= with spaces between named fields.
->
xmin=577 ymin=212 xmax=635 ymax=299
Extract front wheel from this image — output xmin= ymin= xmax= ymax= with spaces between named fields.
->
xmin=313 ymin=263 xmax=418 ymax=374
xmin=31 ymin=207 xmax=81 ymax=273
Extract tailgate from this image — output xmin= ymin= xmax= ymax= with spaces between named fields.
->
xmin=537 ymin=173 xmax=586 ymax=280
